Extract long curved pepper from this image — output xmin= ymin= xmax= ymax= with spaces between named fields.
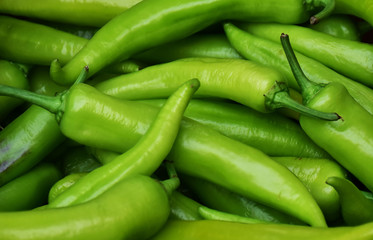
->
xmin=281 ymin=33 xmax=373 ymax=193
xmin=95 ymin=58 xmax=339 ymax=120
xmin=49 ymin=0 xmax=336 ymax=85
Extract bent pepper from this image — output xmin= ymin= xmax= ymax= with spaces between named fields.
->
xmin=281 ymin=33 xmax=373 ymax=193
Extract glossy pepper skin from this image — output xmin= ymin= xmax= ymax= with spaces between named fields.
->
xmin=327 ymin=176 xmax=373 ymax=226
xmin=0 ymin=105 xmax=64 ymax=186
xmin=141 ymin=99 xmax=329 ymax=158
xmin=0 ymin=175 xmax=174 ymax=240
xmin=50 ymin=0 xmax=336 ymax=85
xmin=96 ymin=57 xmax=338 ymax=121
xmin=48 ymin=172 xmax=87 ymax=203
xmin=0 ymin=59 xmax=28 ymax=123
xmin=308 ymin=14 xmax=361 ymax=41
xmin=0 ymin=15 xmax=86 ymax=66
xmin=281 ymin=34 xmax=373 ymax=194
xmin=151 ymin=220 xmax=373 ymax=240
xmin=223 ymin=23 xmax=373 ymax=115
xmin=0 ymin=163 xmax=61 ymax=211
xmin=0 ymin=83 xmax=327 ymax=226
xmin=0 ymin=0 xmax=143 ymax=27
xmin=242 ymin=23 xmax=373 ymax=87
xmin=333 ymin=0 xmax=373 ymax=27
xmin=272 ymin=157 xmax=347 ymax=222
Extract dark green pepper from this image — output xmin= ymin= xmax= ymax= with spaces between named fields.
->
xmin=0 ymin=105 xmax=64 ymax=186
xmin=0 ymin=163 xmax=61 ymax=211
xmin=326 ymin=176 xmax=373 ymax=226
xmin=308 ymin=14 xmax=361 ymax=41
xmin=0 ymin=59 xmax=29 ymax=124
xmin=181 ymin=175 xmax=305 ymax=225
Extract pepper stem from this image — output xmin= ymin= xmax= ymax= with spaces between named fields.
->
xmin=280 ymin=33 xmax=340 ymax=121
xmin=305 ymin=0 xmax=336 ymax=24
xmin=0 ymin=85 xmax=61 ymax=114
xmin=161 ymin=160 xmax=180 ymax=196
xmin=264 ymin=82 xmax=340 ymax=121
xmin=0 ymin=66 xmax=89 ymax=116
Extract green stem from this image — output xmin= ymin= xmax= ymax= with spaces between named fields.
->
xmin=274 ymin=91 xmax=340 ymax=120
xmin=280 ymin=33 xmax=322 ymax=102
xmin=73 ymin=65 xmax=90 ymax=85
xmin=0 ymin=85 xmax=61 ymax=114
xmin=306 ymin=0 xmax=336 ymax=24
xmin=280 ymin=33 xmax=340 ymax=121
xmin=264 ymin=82 xmax=340 ymax=121
xmin=161 ymin=160 xmax=180 ymax=196
xmin=161 ymin=177 xmax=180 ymax=196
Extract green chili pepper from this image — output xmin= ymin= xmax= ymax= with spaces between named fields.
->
xmin=0 ymin=105 xmax=64 ymax=186
xmin=29 ymin=67 xmax=67 ymax=96
xmin=95 ymin=57 xmax=338 ymax=120
xmin=307 ymin=14 xmax=361 ymax=41
xmin=198 ymin=206 xmax=268 ymax=224
xmin=48 ymin=172 xmax=87 ymax=203
xmin=0 ymin=0 xmax=143 ymax=27
xmin=181 ymin=175 xmax=305 ymax=225
xmin=169 ymin=191 xmax=204 ymax=221
xmin=50 ymin=0 xmax=336 ymax=85
xmin=134 ymin=34 xmax=243 ymax=64
xmin=0 ymin=163 xmax=61 ymax=211
xmin=326 ymin=176 xmax=373 ymax=226
xmin=0 ymin=72 xmax=327 ymax=226
xmin=0 ymin=174 xmax=177 ymax=240
xmin=280 ymin=33 xmax=373 ymax=194
xmin=47 ymin=169 xmax=203 ymax=221
xmin=59 ymin=146 xmax=101 ymax=175
xmin=0 ymin=15 xmax=86 ymax=66
xmin=223 ymin=22 xmax=373 ymax=115
xmin=0 ymin=16 xmax=144 ymax=75
xmin=272 ymin=157 xmax=347 ymax=222
xmin=140 ymin=98 xmax=329 ymax=158
xmin=151 ymin=220 xmax=373 ymax=240
xmin=333 ymin=0 xmax=373 ymax=27
xmin=241 ymin=22 xmax=373 ymax=87
xmin=0 ymin=59 xmax=29 ymax=124
xmin=45 ymin=76 xmax=199 ymax=208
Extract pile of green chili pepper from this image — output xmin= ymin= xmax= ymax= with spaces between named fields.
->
xmin=0 ymin=0 xmax=373 ymax=239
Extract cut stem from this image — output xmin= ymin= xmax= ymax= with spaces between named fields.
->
xmin=307 ymin=0 xmax=336 ymax=24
